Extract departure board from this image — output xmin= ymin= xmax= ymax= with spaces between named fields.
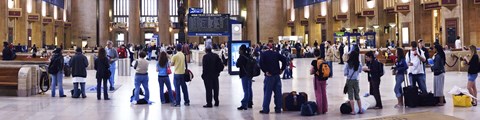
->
xmin=188 ymin=14 xmax=230 ymax=36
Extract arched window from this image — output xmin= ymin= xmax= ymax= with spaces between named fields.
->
xmin=228 ymin=0 xmax=240 ymax=16
xmin=200 ymin=0 xmax=213 ymax=14
xmin=113 ymin=0 xmax=129 ymax=25
xmin=169 ymin=0 xmax=178 ymax=22
xmin=141 ymin=0 xmax=158 ymax=23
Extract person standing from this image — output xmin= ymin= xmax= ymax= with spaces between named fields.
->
xmin=325 ymin=41 xmax=334 ymax=77
xmin=363 ymin=51 xmax=384 ymax=109
xmin=70 ymin=48 xmax=89 ymax=98
xmin=171 ymin=44 xmax=190 ymax=107
xmin=94 ymin=48 xmax=110 ymax=100
xmin=117 ymin=44 xmax=127 ymax=59
xmin=319 ymin=42 xmax=326 ymax=59
xmin=220 ymin=44 xmax=228 ymax=66
xmin=295 ymin=42 xmax=302 ymax=58
xmin=310 ymin=57 xmax=329 ymax=114
xmin=2 ymin=42 xmax=15 ymax=60
xmin=431 ymin=44 xmax=446 ymax=106
xmin=106 ymin=41 xmax=119 ymax=91
xmin=127 ymin=44 xmax=135 ymax=66
xmin=236 ymin=45 xmax=254 ymax=110
xmin=31 ymin=44 xmax=38 ymax=58
xmin=339 ymin=42 xmax=345 ymax=64
xmin=157 ymin=51 xmax=174 ymax=104
xmin=49 ymin=48 xmax=66 ymax=97
xmin=463 ymin=45 xmax=479 ymax=106
xmin=455 ymin=36 xmax=462 ymax=49
xmin=132 ymin=51 xmax=152 ymax=104
xmin=406 ymin=41 xmax=427 ymax=94
xmin=393 ymin=48 xmax=408 ymax=108
xmin=146 ymin=44 xmax=152 ymax=60
xmin=259 ymin=43 xmax=287 ymax=114
xmin=201 ymin=47 xmax=224 ymax=108
xmin=344 ymin=51 xmax=363 ymax=115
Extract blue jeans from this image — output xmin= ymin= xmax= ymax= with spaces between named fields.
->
xmin=241 ymin=77 xmax=253 ymax=107
xmin=147 ymin=52 xmax=152 ymax=60
xmin=133 ymin=74 xmax=150 ymax=101
xmin=262 ymin=75 xmax=282 ymax=112
xmin=159 ymin=76 xmax=174 ymax=104
xmin=109 ymin=62 xmax=116 ymax=89
xmin=394 ymin=74 xmax=405 ymax=98
xmin=73 ymin=82 xmax=86 ymax=98
xmin=174 ymin=74 xmax=190 ymax=105
xmin=282 ymin=69 xmax=290 ymax=79
xmin=50 ymin=72 xmax=64 ymax=97
xmin=327 ymin=61 xmax=333 ymax=77
xmin=409 ymin=74 xmax=427 ymax=94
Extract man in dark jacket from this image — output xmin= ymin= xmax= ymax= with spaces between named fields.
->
xmin=259 ymin=43 xmax=287 ymax=114
xmin=363 ymin=51 xmax=384 ymax=109
xmin=319 ymin=42 xmax=325 ymax=59
xmin=295 ymin=42 xmax=302 ymax=58
xmin=70 ymin=48 xmax=89 ymax=98
xmin=2 ymin=42 xmax=15 ymax=60
xmin=236 ymin=45 xmax=254 ymax=110
xmin=339 ymin=42 xmax=345 ymax=64
xmin=49 ymin=48 xmax=66 ymax=97
xmin=201 ymin=47 xmax=224 ymax=108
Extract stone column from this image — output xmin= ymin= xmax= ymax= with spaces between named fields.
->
xmin=365 ymin=0 xmax=387 ymax=48
xmin=31 ymin=0 xmax=42 ymax=48
xmin=217 ymin=0 xmax=229 ymax=44
xmin=246 ymin=0 xmax=257 ymax=43
xmin=158 ymin=0 xmax=171 ymax=45
xmin=99 ymin=0 xmax=111 ymax=47
xmin=0 ymin=0 xmax=8 ymax=50
xmin=55 ymin=9 xmax=64 ymax=48
xmin=398 ymin=1 xmax=420 ymax=46
xmin=14 ymin=0 xmax=28 ymax=45
xmin=71 ymin=0 xmax=97 ymax=48
xmin=45 ymin=4 xmax=55 ymax=46
xmin=128 ymin=0 xmax=141 ymax=45
xmin=309 ymin=3 xmax=321 ymax=46
xmin=258 ymin=0 xmax=284 ymax=43
xmin=325 ymin=0 xmax=334 ymax=42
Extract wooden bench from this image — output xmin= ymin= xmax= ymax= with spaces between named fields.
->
xmin=0 ymin=66 xmax=36 ymax=96
xmin=0 ymin=67 xmax=20 ymax=87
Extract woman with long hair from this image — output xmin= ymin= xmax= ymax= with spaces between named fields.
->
xmin=393 ymin=48 xmax=408 ymax=108
xmin=94 ymin=48 xmax=110 ymax=100
xmin=157 ymin=51 xmax=175 ymax=104
xmin=463 ymin=45 xmax=479 ymax=106
xmin=431 ymin=44 xmax=446 ymax=106
xmin=343 ymin=51 xmax=363 ymax=114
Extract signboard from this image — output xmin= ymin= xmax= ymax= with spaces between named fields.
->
xmin=385 ymin=8 xmax=396 ymax=14
xmin=8 ymin=9 xmax=22 ymax=18
xmin=396 ymin=4 xmax=410 ymax=13
xmin=27 ymin=14 xmax=40 ymax=21
xmin=362 ymin=10 xmax=375 ymax=17
xmin=188 ymin=14 xmax=230 ymax=36
xmin=335 ymin=14 xmax=348 ymax=21
xmin=43 ymin=17 xmax=53 ymax=24
xmin=64 ymin=22 xmax=72 ymax=28
xmin=300 ymin=20 xmax=309 ymax=26
xmin=55 ymin=20 xmax=63 ymax=27
xmin=475 ymin=0 xmax=480 ymax=4
xmin=316 ymin=17 xmax=326 ymax=24
xmin=424 ymin=2 xmax=440 ymax=10
xmin=294 ymin=0 xmax=328 ymax=8
xmin=228 ymin=41 xmax=250 ymax=75
xmin=441 ymin=0 xmax=457 ymax=6
xmin=287 ymin=21 xmax=295 ymax=27
xmin=231 ymin=24 xmax=242 ymax=41
xmin=189 ymin=8 xmax=204 ymax=14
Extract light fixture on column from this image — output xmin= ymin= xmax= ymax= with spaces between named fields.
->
xmin=27 ymin=0 xmax=33 ymax=13
xmin=42 ymin=1 xmax=47 ymax=17
xmin=8 ymin=0 xmax=14 ymax=9
xmin=389 ymin=23 xmax=396 ymax=28
xmin=54 ymin=6 xmax=58 ymax=19
xmin=340 ymin=0 xmax=348 ymax=13
xmin=373 ymin=25 xmax=380 ymax=30
xmin=241 ymin=10 xmax=247 ymax=19
xmin=345 ymin=28 xmax=351 ymax=32
xmin=358 ymin=27 xmax=364 ymax=31
xmin=366 ymin=0 xmax=375 ymax=9
xmin=320 ymin=2 xmax=327 ymax=16
xmin=304 ymin=6 xmax=310 ymax=19
xmin=401 ymin=0 xmax=410 ymax=3
xmin=169 ymin=27 xmax=173 ymax=32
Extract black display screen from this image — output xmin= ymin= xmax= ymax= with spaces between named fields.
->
xmin=187 ymin=14 xmax=230 ymax=36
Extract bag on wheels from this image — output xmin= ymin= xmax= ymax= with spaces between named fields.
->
xmin=403 ymin=74 xmax=419 ymax=108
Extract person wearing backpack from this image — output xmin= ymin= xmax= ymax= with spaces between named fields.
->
xmin=259 ymin=43 xmax=288 ymax=114
xmin=431 ymin=44 xmax=446 ymax=106
xmin=70 ymin=48 xmax=89 ymax=98
xmin=344 ymin=51 xmax=363 ymax=115
xmin=406 ymin=41 xmax=427 ymax=94
xmin=236 ymin=45 xmax=255 ymax=110
xmin=393 ymin=48 xmax=408 ymax=108
xmin=464 ymin=45 xmax=479 ymax=106
xmin=310 ymin=57 xmax=330 ymax=114
xmin=281 ymin=45 xmax=291 ymax=79
xmin=363 ymin=51 xmax=384 ymax=109
xmin=201 ymin=47 xmax=224 ymax=108
xmin=49 ymin=48 xmax=66 ymax=97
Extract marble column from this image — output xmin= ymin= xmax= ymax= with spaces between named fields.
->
xmin=217 ymin=0 xmax=229 ymax=44
xmin=158 ymin=0 xmax=171 ymax=45
xmin=14 ymin=0 xmax=28 ymax=45
xmin=365 ymin=0 xmax=387 ymax=48
xmin=45 ymin=4 xmax=55 ymax=46
xmin=71 ymin=0 xmax=97 ymax=48
xmin=258 ymin=0 xmax=284 ymax=43
xmin=325 ymin=1 xmax=334 ymax=42
xmin=246 ymin=0 xmax=257 ymax=43
xmin=98 ymin=0 xmax=111 ymax=47
xmin=0 ymin=0 xmax=7 ymax=50
xmin=31 ymin=0 xmax=42 ymax=48
xmin=55 ymin=9 xmax=64 ymax=47
xmin=128 ymin=0 xmax=140 ymax=45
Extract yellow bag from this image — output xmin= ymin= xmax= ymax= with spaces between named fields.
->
xmin=453 ymin=95 xmax=472 ymax=107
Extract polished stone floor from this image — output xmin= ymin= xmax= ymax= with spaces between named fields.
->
xmin=1 ymin=58 xmax=479 ymax=120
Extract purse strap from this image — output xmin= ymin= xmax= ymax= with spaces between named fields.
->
xmin=184 ymin=54 xmax=188 ymax=70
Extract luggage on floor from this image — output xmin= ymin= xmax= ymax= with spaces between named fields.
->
xmin=300 ymin=101 xmax=318 ymax=116
xmin=418 ymin=92 xmax=438 ymax=106
xmin=164 ymin=90 xmax=176 ymax=103
xmin=403 ymin=74 xmax=419 ymax=108
xmin=282 ymin=91 xmax=308 ymax=111
xmin=453 ymin=94 xmax=472 ymax=107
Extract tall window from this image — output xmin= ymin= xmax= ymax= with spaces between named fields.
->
xmin=200 ymin=0 xmax=212 ymax=14
xmin=228 ymin=0 xmax=240 ymax=16
xmin=113 ymin=0 xmax=129 ymax=25
xmin=141 ymin=0 xmax=158 ymax=23
xmin=169 ymin=0 xmax=178 ymax=22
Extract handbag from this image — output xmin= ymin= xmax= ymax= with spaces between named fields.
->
xmin=184 ymin=55 xmax=193 ymax=82
xmin=167 ymin=64 xmax=172 ymax=75
xmin=453 ymin=94 xmax=472 ymax=107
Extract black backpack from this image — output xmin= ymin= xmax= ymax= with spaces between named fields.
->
xmin=48 ymin=56 xmax=62 ymax=74
xmin=301 ymin=101 xmax=318 ymax=116
xmin=242 ymin=55 xmax=261 ymax=77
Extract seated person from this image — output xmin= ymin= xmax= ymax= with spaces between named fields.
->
xmin=2 ymin=42 xmax=16 ymax=60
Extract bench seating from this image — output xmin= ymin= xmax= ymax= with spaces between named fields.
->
xmin=0 ymin=65 xmax=37 ymax=97
xmin=0 ymin=67 xmax=20 ymax=86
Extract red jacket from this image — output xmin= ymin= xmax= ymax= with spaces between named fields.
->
xmin=117 ymin=48 xmax=127 ymax=58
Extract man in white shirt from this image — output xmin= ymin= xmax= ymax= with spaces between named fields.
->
xmin=405 ymin=41 xmax=427 ymax=93
xmin=455 ymin=36 xmax=462 ymax=49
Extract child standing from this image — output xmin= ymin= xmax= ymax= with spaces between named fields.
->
xmin=288 ymin=58 xmax=296 ymax=79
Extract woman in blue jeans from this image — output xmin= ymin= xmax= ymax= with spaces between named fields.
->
xmin=236 ymin=45 xmax=254 ymax=110
xmin=393 ymin=48 xmax=408 ymax=108
xmin=132 ymin=52 xmax=152 ymax=104
xmin=157 ymin=51 xmax=175 ymax=104
xmin=49 ymin=48 xmax=66 ymax=97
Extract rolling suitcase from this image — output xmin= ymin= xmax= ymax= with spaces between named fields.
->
xmin=282 ymin=91 xmax=308 ymax=111
xmin=403 ymin=74 xmax=419 ymax=108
